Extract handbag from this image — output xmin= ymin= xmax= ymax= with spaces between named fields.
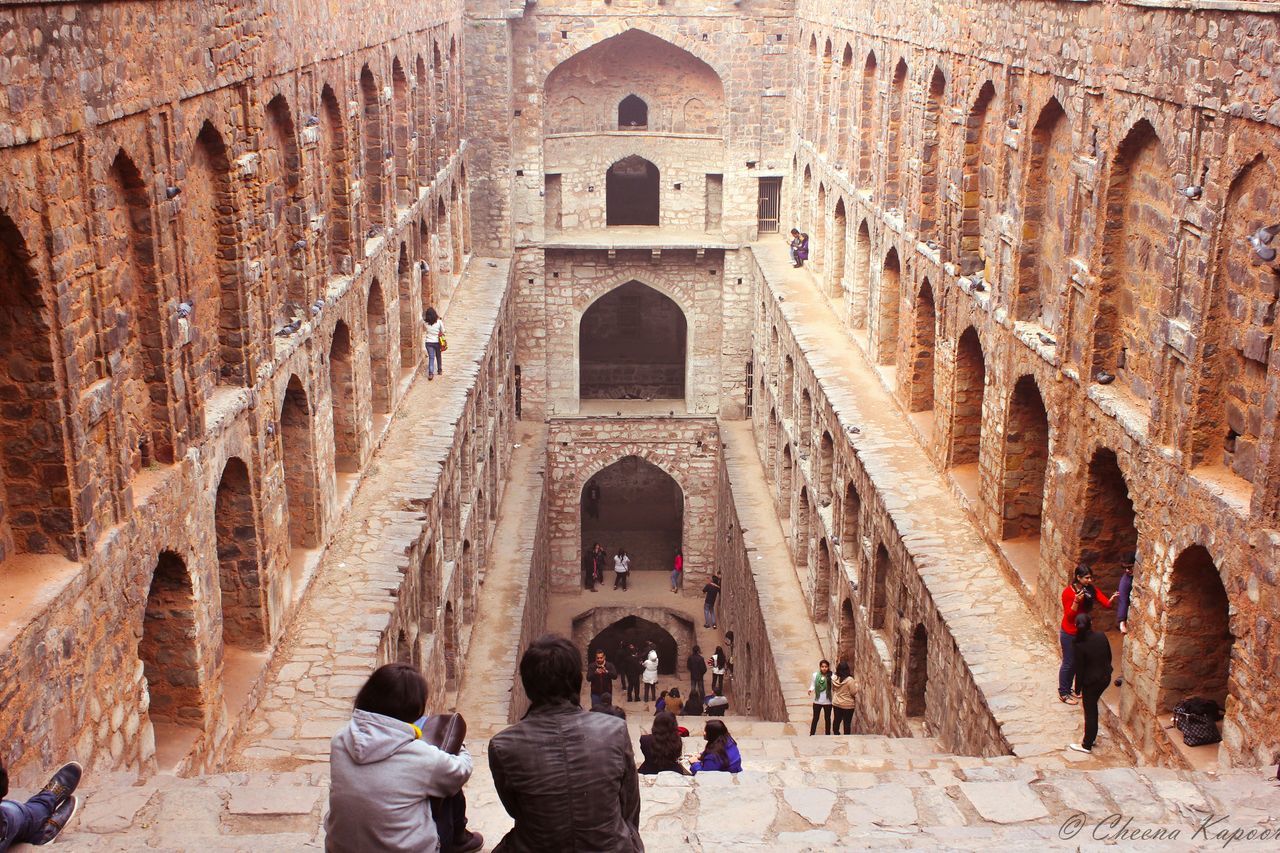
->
xmin=1172 ymin=698 xmax=1221 ymax=747
xmin=420 ymin=712 xmax=466 ymax=754
xmin=439 ymin=334 xmax=449 ymax=353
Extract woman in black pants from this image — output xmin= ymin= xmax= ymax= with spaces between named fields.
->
xmin=1069 ymin=613 xmax=1112 ymax=755
xmin=806 ymin=659 xmax=834 ymax=735
xmin=830 ymin=661 xmax=855 ymax=735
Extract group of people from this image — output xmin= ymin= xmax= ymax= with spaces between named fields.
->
xmin=581 ymin=542 xmax=636 ymax=591
xmin=327 ymin=635 xmax=743 ymax=852
xmin=586 ymin=642 xmax=731 ymax=718
xmin=806 ymin=659 xmax=857 ymax=736
xmin=1057 ymin=555 xmax=1135 ymax=754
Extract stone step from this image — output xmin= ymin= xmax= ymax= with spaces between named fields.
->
xmin=51 ymin=736 xmax=1280 ymax=850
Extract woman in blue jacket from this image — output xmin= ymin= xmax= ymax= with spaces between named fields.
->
xmin=689 ymin=719 xmax=742 ymax=774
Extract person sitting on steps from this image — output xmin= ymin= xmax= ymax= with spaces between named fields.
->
xmin=0 ymin=758 xmax=82 ymax=850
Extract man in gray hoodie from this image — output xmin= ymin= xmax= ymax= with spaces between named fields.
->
xmin=326 ymin=663 xmax=481 ymax=853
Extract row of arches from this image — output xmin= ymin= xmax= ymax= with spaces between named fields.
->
xmin=795 ymin=32 xmax=1279 ymax=502
xmin=759 ymin=299 xmax=1238 ymax=754
xmin=0 ymin=60 xmax=470 ymax=569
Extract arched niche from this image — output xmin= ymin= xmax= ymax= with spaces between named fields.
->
xmin=573 ymin=608 xmax=696 ymax=676
xmin=606 ymin=156 xmax=660 ymax=226
xmin=579 ymin=280 xmax=686 ymax=401
xmin=545 ymin=30 xmax=725 ymax=135
xmin=582 ymin=455 xmax=683 ymax=574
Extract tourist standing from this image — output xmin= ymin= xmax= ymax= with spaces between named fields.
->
xmin=327 ymin=663 xmax=482 ymax=853
xmin=831 ymin=661 xmax=856 ymax=735
xmin=424 ymin=307 xmax=445 ymax=381
xmin=638 ymin=711 xmax=689 ymax=776
xmin=641 ymin=648 xmax=660 ymax=704
xmin=588 ymin=649 xmax=618 ymax=709
xmin=622 ymin=643 xmax=642 ymax=703
xmin=702 ymin=575 xmax=721 ymax=628
xmin=488 ymin=636 xmax=642 ymax=852
xmin=1 ymin=759 xmax=82 ymax=849
xmin=710 ymin=646 xmax=728 ymax=694
xmin=1116 ymin=553 xmax=1135 ymax=635
xmin=592 ymin=543 xmax=607 ymax=588
xmin=690 ymin=720 xmax=742 ymax=774
xmin=671 ymin=549 xmax=684 ymax=593
xmin=788 ymin=229 xmax=810 ymax=268
xmin=1059 ymin=565 xmax=1112 ymax=704
xmin=1069 ymin=614 xmax=1113 ymax=755
xmin=687 ymin=645 xmax=707 ymax=697
xmin=613 ymin=548 xmax=631 ymax=591
xmin=807 ymin=659 xmax=834 ymax=736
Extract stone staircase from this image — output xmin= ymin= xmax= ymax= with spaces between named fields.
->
xmin=48 ymin=724 xmax=1280 ymax=850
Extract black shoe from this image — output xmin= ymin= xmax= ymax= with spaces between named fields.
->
xmin=454 ymin=830 xmax=484 ymax=853
xmin=38 ymin=762 xmax=82 ymax=805
xmin=33 ymin=795 xmax=79 ymax=845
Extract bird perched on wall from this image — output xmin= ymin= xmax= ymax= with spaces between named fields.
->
xmin=1247 ymin=223 xmax=1280 ymax=262
xmin=1179 ymin=185 xmax=1203 ymax=200
xmin=176 ymin=301 xmax=193 ymax=319
xmin=276 ymin=319 xmax=302 ymax=337
xmin=311 ymin=298 xmax=325 ymax=316
xmin=1037 ymin=332 xmax=1056 ymax=346
xmin=1095 ymin=371 xmax=1116 ymax=385
xmin=292 ymin=239 xmax=307 ymax=251
xmin=304 ymin=114 xmax=320 ymax=127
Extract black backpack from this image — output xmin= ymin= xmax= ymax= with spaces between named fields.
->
xmin=1172 ymin=697 xmax=1223 ymax=747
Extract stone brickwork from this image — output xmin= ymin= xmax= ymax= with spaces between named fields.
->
xmin=545 ymin=417 xmax=720 ymax=593
xmin=0 ymin=0 xmax=477 ymax=784
xmin=786 ymin=0 xmax=1280 ymax=767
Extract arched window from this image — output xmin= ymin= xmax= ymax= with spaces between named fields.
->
xmin=618 ymin=94 xmax=648 ymax=129
xmin=606 ymin=156 xmax=660 ymax=225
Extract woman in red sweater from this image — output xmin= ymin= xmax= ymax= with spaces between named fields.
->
xmin=1058 ymin=565 xmax=1112 ymax=703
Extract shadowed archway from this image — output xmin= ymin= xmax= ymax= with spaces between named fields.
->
xmin=579 ymin=281 xmax=686 ymax=401
xmin=582 ymin=455 xmax=683 ymax=573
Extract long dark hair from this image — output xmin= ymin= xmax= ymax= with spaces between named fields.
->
xmin=836 ymin=660 xmax=851 ymax=680
xmin=425 ymin=307 xmax=439 ymax=325
xmin=355 ymin=662 xmax=428 ymax=723
xmin=701 ymin=719 xmax=732 ymax=765
xmin=1074 ymin=613 xmax=1093 ymax=644
xmin=650 ymin=711 xmax=683 ymax=763
xmin=713 ymin=645 xmax=725 ymax=667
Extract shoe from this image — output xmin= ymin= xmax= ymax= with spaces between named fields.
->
xmin=38 ymin=762 xmax=82 ymax=804
xmin=1059 ymin=694 xmax=1078 ymax=705
xmin=1068 ymin=743 xmax=1092 ymax=754
xmin=428 ymin=374 xmax=434 ymax=381
xmin=454 ymin=830 xmax=484 ymax=853
xmin=32 ymin=794 xmax=79 ymax=845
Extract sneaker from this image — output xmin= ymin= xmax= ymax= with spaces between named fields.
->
xmin=454 ymin=830 xmax=484 ymax=853
xmin=38 ymin=761 xmax=82 ymax=804
xmin=32 ymin=794 xmax=79 ymax=845
xmin=1068 ymin=743 xmax=1092 ymax=754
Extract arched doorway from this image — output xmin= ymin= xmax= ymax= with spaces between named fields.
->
xmin=582 ymin=456 xmax=683 ymax=573
xmin=140 ymin=551 xmax=206 ymax=757
xmin=1157 ymin=546 xmax=1232 ymax=714
xmin=606 ymin=156 xmax=660 ymax=225
xmin=587 ymin=616 xmax=680 ymax=675
xmin=838 ymin=598 xmax=856 ymax=665
xmin=579 ymin=281 xmax=686 ymax=402
xmin=905 ymin=623 xmax=928 ymax=717
xmin=214 ymin=457 xmax=266 ymax=650
xmin=1074 ymin=448 xmax=1138 ymax=633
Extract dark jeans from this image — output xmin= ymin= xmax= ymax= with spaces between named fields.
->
xmin=430 ymin=790 xmax=470 ymax=852
xmin=1058 ymin=629 xmax=1078 ymax=697
xmin=832 ymin=706 xmax=854 ymax=735
xmin=627 ymin=673 xmax=641 ymax=702
xmin=643 ymin=682 xmax=656 ymax=702
xmin=809 ymin=703 xmax=832 ymax=735
xmin=1081 ymin=681 xmax=1106 ymax=749
xmin=711 ymin=672 xmax=725 ymax=693
xmin=690 ymin=675 xmax=705 ymax=697
xmin=614 ymin=571 xmax=628 ymax=590
xmin=1 ymin=790 xmax=58 ymax=849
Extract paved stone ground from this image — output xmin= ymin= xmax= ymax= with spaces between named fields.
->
xmin=752 ymin=241 xmax=1109 ymax=761
xmin=48 ymin=723 xmax=1280 ymax=850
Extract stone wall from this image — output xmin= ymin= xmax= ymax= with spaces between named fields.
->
xmin=0 ymin=0 xmax=474 ymax=783
xmin=750 ymin=262 xmax=1012 ymax=756
xmin=545 ymin=417 xmax=720 ymax=593
xmin=789 ymin=0 xmax=1280 ymax=767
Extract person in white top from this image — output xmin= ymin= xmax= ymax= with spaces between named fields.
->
xmin=806 ymin=659 xmax=834 ymax=736
xmin=641 ymin=648 xmax=659 ymax=703
xmin=612 ymin=548 xmax=631 ymax=591
xmin=424 ymin=306 xmax=445 ymax=380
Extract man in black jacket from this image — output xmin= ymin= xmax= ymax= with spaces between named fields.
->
xmin=489 ymin=636 xmax=642 ymax=852
xmin=687 ymin=645 xmax=708 ymax=698
xmin=587 ymin=649 xmax=617 ymax=709
xmin=1069 ymin=613 xmax=1112 ymax=755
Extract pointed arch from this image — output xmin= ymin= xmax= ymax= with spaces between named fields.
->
xmin=959 ymin=82 xmax=996 ymax=275
xmin=330 ymin=321 xmax=359 ymax=473
xmin=850 ymin=220 xmax=871 ymax=328
xmin=1157 ymin=546 xmax=1232 ymax=714
xmin=397 ymin=242 xmax=417 ymax=368
xmin=876 ymin=247 xmax=902 ymax=365
xmin=320 ymin=84 xmax=352 ymax=277
xmin=1073 ymin=448 xmax=1138 ymax=633
xmin=950 ymin=327 xmax=986 ymax=467
xmin=140 ymin=551 xmax=207 ymax=738
xmin=265 ymin=94 xmax=306 ymax=311
xmin=919 ymin=67 xmax=947 ymax=234
xmin=215 ymin=457 xmax=267 ymax=650
xmin=1092 ymin=119 xmax=1174 ymax=400
xmin=392 ymin=58 xmax=412 ymax=207
xmin=885 ymin=59 xmax=909 ymax=209
xmin=367 ymin=279 xmax=392 ymax=414
xmin=579 ymin=280 xmax=687 ymax=402
xmin=1001 ymin=375 xmax=1050 ymax=541
xmin=279 ymin=375 xmax=321 ymax=548
xmin=360 ymin=65 xmax=386 ymax=231
xmin=830 ymin=197 xmax=847 ymax=299
xmin=1015 ymin=97 xmax=1070 ymax=324
xmin=909 ymin=279 xmax=937 ymax=412
xmin=857 ymin=52 xmax=878 ymax=185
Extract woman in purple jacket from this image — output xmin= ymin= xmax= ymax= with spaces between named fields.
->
xmin=690 ymin=720 xmax=742 ymax=774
